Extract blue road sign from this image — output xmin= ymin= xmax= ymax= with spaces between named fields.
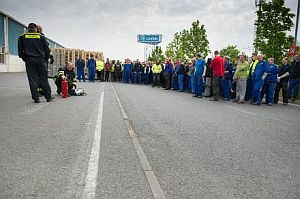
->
xmin=137 ymin=34 xmax=162 ymax=44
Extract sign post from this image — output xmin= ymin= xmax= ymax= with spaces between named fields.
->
xmin=137 ymin=34 xmax=162 ymax=61
xmin=288 ymin=45 xmax=298 ymax=57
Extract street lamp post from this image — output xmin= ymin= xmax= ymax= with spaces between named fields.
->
xmin=295 ymin=0 xmax=300 ymax=45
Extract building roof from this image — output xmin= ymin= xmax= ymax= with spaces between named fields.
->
xmin=0 ymin=10 xmax=65 ymax=48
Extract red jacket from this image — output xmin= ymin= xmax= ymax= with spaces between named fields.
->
xmin=105 ymin=63 xmax=111 ymax=71
xmin=210 ymin=56 xmax=225 ymax=77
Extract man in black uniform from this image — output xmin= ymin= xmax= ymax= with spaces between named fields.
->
xmin=18 ymin=23 xmax=53 ymax=103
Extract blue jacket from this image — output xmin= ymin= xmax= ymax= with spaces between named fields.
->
xmin=194 ymin=59 xmax=205 ymax=76
xmin=76 ymin=58 xmax=85 ymax=70
xmin=87 ymin=58 xmax=96 ymax=70
xmin=252 ymin=60 xmax=269 ymax=80
xmin=266 ymin=64 xmax=278 ymax=83
xmin=224 ymin=61 xmax=233 ymax=79
xmin=124 ymin=63 xmax=132 ymax=72
xmin=174 ymin=64 xmax=180 ymax=75
xmin=164 ymin=62 xmax=172 ymax=74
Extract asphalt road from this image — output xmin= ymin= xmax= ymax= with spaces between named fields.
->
xmin=0 ymin=73 xmax=299 ymax=199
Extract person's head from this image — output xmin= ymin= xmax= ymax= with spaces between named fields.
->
xmin=282 ymin=57 xmax=288 ymax=65
xmin=294 ymin=54 xmax=299 ymax=62
xmin=214 ymin=50 xmax=219 ymax=56
xmin=79 ymin=54 xmax=82 ymax=59
xmin=66 ymin=62 xmax=74 ymax=71
xmin=224 ymin=56 xmax=230 ymax=62
xmin=195 ymin=53 xmax=201 ymax=60
xmin=239 ymin=53 xmax=246 ymax=62
xmin=136 ymin=59 xmax=139 ymax=63
xmin=257 ymin=53 xmax=263 ymax=61
xmin=251 ymin=52 xmax=257 ymax=61
xmin=156 ymin=61 xmax=160 ymax=65
xmin=28 ymin=23 xmax=37 ymax=32
xmin=106 ymin=58 xmax=109 ymax=62
xmin=36 ymin=25 xmax=43 ymax=33
xmin=268 ymin=57 xmax=274 ymax=65
xmin=117 ymin=60 xmax=120 ymax=64
xmin=90 ymin=54 xmax=94 ymax=59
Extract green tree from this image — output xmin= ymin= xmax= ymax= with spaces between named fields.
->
xmin=184 ymin=20 xmax=210 ymax=59
xmin=254 ymin=0 xmax=295 ymax=63
xmin=220 ymin=45 xmax=240 ymax=65
xmin=148 ymin=46 xmax=165 ymax=63
xmin=165 ymin=20 xmax=209 ymax=61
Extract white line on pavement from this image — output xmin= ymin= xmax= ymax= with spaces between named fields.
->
xmin=111 ymin=83 xmax=166 ymax=199
xmin=0 ymin=86 xmax=28 ymax=90
xmin=223 ymin=105 xmax=256 ymax=116
xmin=278 ymin=101 xmax=300 ymax=107
xmin=82 ymin=91 xmax=104 ymax=199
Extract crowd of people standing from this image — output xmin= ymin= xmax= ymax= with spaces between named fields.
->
xmin=75 ymin=51 xmax=300 ymax=105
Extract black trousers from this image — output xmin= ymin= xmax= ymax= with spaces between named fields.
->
xmin=105 ymin=71 xmax=110 ymax=82
xmin=212 ymin=76 xmax=222 ymax=99
xmin=115 ymin=72 xmax=121 ymax=82
xmin=25 ymin=58 xmax=51 ymax=100
xmin=274 ymin=81 xmax=288 ymax=103
xmin=164 ymin=73 xmax=171 ymax=89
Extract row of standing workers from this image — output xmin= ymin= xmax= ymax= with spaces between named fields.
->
xmin=76 ymin=51 xmax=300 ymax=105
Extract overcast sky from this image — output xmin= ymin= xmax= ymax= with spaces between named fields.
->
xmin=0 ymin=0 xmax=298 ymax=60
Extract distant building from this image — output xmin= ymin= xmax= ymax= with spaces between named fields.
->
xmin=0 ymin=11 xmax=64 ymax=72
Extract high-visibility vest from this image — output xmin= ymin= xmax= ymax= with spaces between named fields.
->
xmin=152 ymin=64 xmax=162 ymax=74
xmin=96 ymin=60 xmax=104 ymax=71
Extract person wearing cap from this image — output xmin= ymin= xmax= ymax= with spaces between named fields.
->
xmin=251 ymin=53 xmax=270 ymax=105
xmin=193 ymin=53 xmax=206 ymax=98
xmin=18 ymin=23 xmax=53 ymax=103
xmin=210 ymin=50 xmax=225 ymax=101
xmin=222 ymin=56 xmax=234 ymax=101
xmin=288 ymin=54 xmax=300 ymax=101
xmin=233 ymin=53 xmax=249 ymax=103
xmin=245 ymin=53 xmax=259 ymax=101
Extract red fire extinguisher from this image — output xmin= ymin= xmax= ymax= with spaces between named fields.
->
xmin=62 ymin=78 xmax=68 ymax=98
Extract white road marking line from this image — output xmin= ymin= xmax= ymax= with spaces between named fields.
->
xmin=0 ymin=86 xmax=28 ymax=90
xmin=23 ymin=103 xmax=49 ymax=115
xmin=111 ymin=83 xmax=166 ymax=199
xmin=278 ymin=101 xmax=300 ymax=107
xmin=82 ymin=91 xmax=104 ymax=199
xmin=223 ymin=105 xmax=256 ymax=116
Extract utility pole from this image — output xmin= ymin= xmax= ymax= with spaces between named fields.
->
xmin=295 ymin=0 xmax=300 ymax=45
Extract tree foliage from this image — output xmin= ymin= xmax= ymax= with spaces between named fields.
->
xmin=165 ymin=20 xmax=209 ymax=61
xmin=253 ymin=0 xmax=295 ymax=63
xmin=220 ymin=45 xmax=240 ymax=65
xmin=148 ymin=46 xmax=165 ymax=63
